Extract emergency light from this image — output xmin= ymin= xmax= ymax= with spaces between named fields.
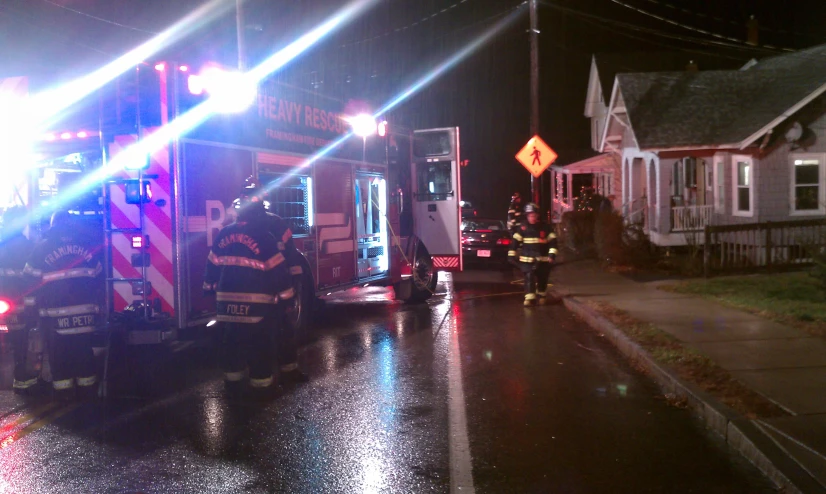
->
xmin=377 ymin=121 xmax=388 ymax=138
xmin=0 ymin=299 xmax=11 ymax=315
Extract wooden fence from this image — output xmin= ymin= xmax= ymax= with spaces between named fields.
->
xmin=703 ymin=218 xmax=826 ymax=276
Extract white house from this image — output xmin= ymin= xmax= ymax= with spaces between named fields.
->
xmin=597 ymin=43 xmax=826 ymax=246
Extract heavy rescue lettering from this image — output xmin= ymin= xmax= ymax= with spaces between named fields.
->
xmin=257 ymin=94 xmax=346 ymax=135
xmin=217 ymin=234 xmax=261 ymax=255
xmin=45 ymin=244 xmax=93 ymax=266
xmin=225 ymin=304 xmax=251 ymax=315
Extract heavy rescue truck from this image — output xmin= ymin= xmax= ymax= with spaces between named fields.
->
xmin=0 ymin=65 xmax=463 ymax=346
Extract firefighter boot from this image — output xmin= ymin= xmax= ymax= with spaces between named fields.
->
xmin=523 ymin=294 xmax=536 ymax=307
xmin=537 ymin=291 xmax=548 ymax=305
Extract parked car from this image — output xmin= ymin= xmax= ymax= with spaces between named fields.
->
xmin=461 ymin=218 xmax=511 ymax=265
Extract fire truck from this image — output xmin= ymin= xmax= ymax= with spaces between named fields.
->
xmin=0 ymin=64 xmax=463 ymax=344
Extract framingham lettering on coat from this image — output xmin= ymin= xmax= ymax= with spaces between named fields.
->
xmin=217 ymin=233 xmax=261 ymax=255
xmin=45 ymin=244 xmax=93 ymax=267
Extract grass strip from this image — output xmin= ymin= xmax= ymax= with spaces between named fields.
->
xmin=584 ymin=300 xmax=788 ymax=420
xmin=660 ymin=272 xmax=826 ymax=339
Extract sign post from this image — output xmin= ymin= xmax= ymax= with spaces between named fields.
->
xmin=516 ymin=135 xmax=557 ymax=184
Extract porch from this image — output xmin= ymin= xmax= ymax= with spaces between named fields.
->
xmin=549 ymin=153 xmax=620 ymax=222
xmin=622 ymin=155 xmax=715 ymax=245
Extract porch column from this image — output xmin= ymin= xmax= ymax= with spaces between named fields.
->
xmin=622 ymin=158 xmax=629 ymax=217
xmin=656 ymin=157 xmax=671 ymax=234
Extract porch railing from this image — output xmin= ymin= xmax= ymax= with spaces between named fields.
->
xmin=703 ymin=218 xmax=826 ymax=276
xmin=671 ymin=205 xmax=712 ymax=232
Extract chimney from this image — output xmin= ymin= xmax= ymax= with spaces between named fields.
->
xmin=686 ymin=60 xmax=699 ymax=72
xmin=747 ymin=15 xmax=759 ymax=46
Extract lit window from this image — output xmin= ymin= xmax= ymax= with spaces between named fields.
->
xmin=732 ymin=156 xmax=753 ymax=216
xmin=790 ymin=154 xmax=825 ymax=215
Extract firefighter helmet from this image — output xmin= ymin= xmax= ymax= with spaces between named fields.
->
xmin=523 ymin=202 xmax=539 ymax=214
xmin=511 ymin=191 xmax=522 ymax=202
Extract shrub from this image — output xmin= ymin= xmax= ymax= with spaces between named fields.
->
xmin=560 ymin=210 xmax=596 ymax=256
xmin=594 ymin=211 xmax=626 ymax=265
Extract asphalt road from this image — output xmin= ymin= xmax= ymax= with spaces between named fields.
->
xmin=0 ymin=268 xmax=776 ymax=493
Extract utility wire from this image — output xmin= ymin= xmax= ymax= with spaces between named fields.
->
xmin=540 ymin=1 xmax=782 ymax=56
xmin=339 ymin=0 xmax=473 ymax=48
xmin=607 ymin=0 xmax=794 ymax=52
xmin=40 ymin=0 xmax=159 ymax=35
xmin=638 ymin=0 xmax=825 ymax=40
xmin=0 ymin=5 xmax=115 ymax=57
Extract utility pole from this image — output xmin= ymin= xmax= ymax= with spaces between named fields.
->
xmin=529 ymin=0 xmax=540 ymax=206
xmin=236 ymin=0 xmax=247 ymax=70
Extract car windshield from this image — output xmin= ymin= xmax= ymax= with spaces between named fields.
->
xmin=462 ymin=219 xmax=505 ymax=232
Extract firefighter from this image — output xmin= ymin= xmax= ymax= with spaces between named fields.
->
xmin=509 ymin=203 xmax=557 ymax=306
xmin=507 ymin=192 xmax=524 ymax=234
xmin=26 ymin=211 xmax=103 ymax=400
xmin=0 ymin=207 xmax=39 ymax=394
xmin=204 ymin=182 xmax=295 ymax=398
xmin=238 ymin=176 xmax=308 ymax=385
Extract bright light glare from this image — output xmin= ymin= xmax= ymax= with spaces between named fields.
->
xmin=350 ymin=114 xmax=376 ymax=138
xmin=206 ymin=320 xmax=217 ymax=327
xmin=375 ymin=5 xmax=526 ymax=116
xmin=307 ymin=177 xmax=314 ymax=227
xmin=28 ymin=0 xmax=234 ymax=129
xmin=0 ymin=300 xmax=10 ymax=315
xmin=195 ymin=67 xmax=257 ymax=114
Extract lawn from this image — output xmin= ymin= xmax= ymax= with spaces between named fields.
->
xmin=661 ymin=271 xmax=826 ymax=337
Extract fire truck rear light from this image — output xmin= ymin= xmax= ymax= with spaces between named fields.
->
xmin=76 ymin=131 xmax=88 ymax=138
xmin=43 ymin=133 xmax=56 ymax=141
xmin=179 ymin=65 xmax=189 ymax=72
xmin=0 ymin=300 xmax=11 ymax=315
xmin=155 ymin=63 xmax=165 ymax=71
xmin=131 ymin=236 xmax=143 ymax=249
xmin=60 ymin=132 xmax=72 ymax=140
xmin=188 ymin=75 xmax=204 ymax=95
xmin=0 ymin=325 xmax=7 ymax=333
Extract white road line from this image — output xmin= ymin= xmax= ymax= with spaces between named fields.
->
xmin=448 ymin=326 xmax=475 ymax=493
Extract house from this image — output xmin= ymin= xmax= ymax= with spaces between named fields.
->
xmin=595 ymin=43 xmax=826 ymax=247
xmin=551 ymin=52 xmax=745 ymax=223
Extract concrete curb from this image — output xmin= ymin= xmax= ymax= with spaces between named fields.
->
xmin=556 ymin=292 xmax=826 ymax=494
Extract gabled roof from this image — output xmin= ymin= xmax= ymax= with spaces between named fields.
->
xmin=614 ymin=44 xmax=826 ymax=150
xmin=748 ymin=44 xmax=826 ymax=72
xmin=593 ymin=52 xmax=745 ymax=103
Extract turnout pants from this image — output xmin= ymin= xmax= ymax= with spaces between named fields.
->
xmin=47 ymin=327 xmax=97 ymax=391
xmin=10 ymin=328 xmax=38 ymax=390
xmin=223 ymin=315 xmax=278 ymax=388
xmin=520 ymin=261 xmax=552 ymax=303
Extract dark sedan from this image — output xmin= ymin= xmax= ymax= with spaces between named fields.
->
xmin=461 ymin=218 xmax=512 ymax=265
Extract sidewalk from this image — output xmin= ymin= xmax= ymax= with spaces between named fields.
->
xmin=549 ymin=259 xmax=826 ymax=494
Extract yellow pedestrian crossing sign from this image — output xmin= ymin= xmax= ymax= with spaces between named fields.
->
xmin=516 ymin=135 xmax=557 ymax=177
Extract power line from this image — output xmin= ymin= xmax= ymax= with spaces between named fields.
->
xmin=540 ymin=1 xmax=782 ymax=56
xmin=638 ymin=0 xmax=825 ymax=40
xmin=0 ymin=5 xmax=115 ymax=57
xmin=40 ymin=0 xmax=159 ymax=35
xmin=608 ymin=0 xmax=794 ymax=52
xmin=339 ymin=0 xmax=473 ymax=48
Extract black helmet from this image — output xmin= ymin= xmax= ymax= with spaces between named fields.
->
xmin=523 ymin=202 xmax=538 ymax=214
xmin=235 ymin=181 xmax=266 ymax=219
xmin=511 ymin=191 xmax=522 ymax=202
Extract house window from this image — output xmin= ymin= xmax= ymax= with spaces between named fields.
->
xmin=714 ymin=159 xmax=725 ymax=213
xmin=684 ymin=158 xmax=697 ymax=188
xmin=790 ymin=154 xmax=825 ymax=215
xmin=732 ymin=156 xmax=753 ymax=216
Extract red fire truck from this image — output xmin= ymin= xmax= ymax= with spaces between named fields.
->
xmin=1 ymin=64 xmax=463 ymax=344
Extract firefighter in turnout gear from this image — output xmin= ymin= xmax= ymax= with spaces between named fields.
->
xmin=204 ymin=182 xmax=295 ymax=397
xmin=509 ymin=203 xmax=558 ymax=306
xmin=0 ymin=207 xmax=39 ymax=394
xmin=26 ymin=211 xmax=103 ymax=400
xmin=507 ymin=192 xmax=523 ymax=234
xmin=238 ymin=176 xmax=308 ymax=385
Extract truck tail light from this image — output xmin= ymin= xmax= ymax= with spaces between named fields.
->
xmin=496 ymin=238 xmax=511 ymax=246
xmin=0 ymin=299 xmax=12 ymax=315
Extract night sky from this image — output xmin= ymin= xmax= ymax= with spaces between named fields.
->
xmin=2 ymin=0 xmax=824 ymax=216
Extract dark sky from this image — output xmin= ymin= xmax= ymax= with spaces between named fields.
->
xmin=2 ymin=0 xmax=825 ymax=216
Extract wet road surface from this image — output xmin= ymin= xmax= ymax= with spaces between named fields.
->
xmin=0 ymin=268 xmax=776 ymax=493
